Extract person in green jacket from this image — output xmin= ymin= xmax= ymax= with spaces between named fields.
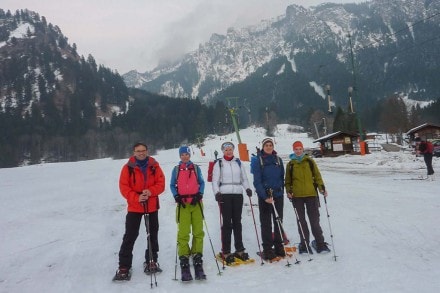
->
xmin=285 ymin=141 xmax=330 ymax=254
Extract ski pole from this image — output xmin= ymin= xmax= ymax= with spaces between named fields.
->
xmin=289 ymin=198 xmax=313 ymax=261
xmin=248 ymin=195 xmax=264 ymax=265
xmin=142 ymin=201 xmax=158 ymax=288
xmin=218 ymin=202 xmax=226 ymax=270
xmin=322 ymin=195 xmax=338 ymax=261
xmin=268 ymin=197 xmax=291 ymax=267
xmin=267 ymin=189 xmax=300 ymax=265
xmin=173 ymin=204 xmax=181 ymax=281
xmin=198 ymin=202 xmax=222 ymax=275
xmin=271 ymin=199 xmax=301 ymax=265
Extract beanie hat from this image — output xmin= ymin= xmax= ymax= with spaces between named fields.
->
xmin=292 ymin=141 xmax=303 ymax=149
xmin=221 ymin=142 xmax=235 ymax=151
xmin=179 ymin=146 xmax=191 ymax=156
xmin=262 ymin=137 xmax=274 ymax=148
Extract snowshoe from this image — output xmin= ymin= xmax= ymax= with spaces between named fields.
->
xmin=311 ymin=240 xmax=331 ymax=253
xmin=233 ymin=250 xmax=255 ymax=264
xmin=278 ymin=245 xmax=296 ymax=257
xmin=112 ymin=267 xmax=132 ymax=281
xmin=284 ymin=246 xmax=297 ymax=253
xmin=143 ymin=261 xmax=163 ymax=275
xmin=216 ymin=252 xmax=238 ymax=266
xmin=257 ymin=249 xmax=282 ymax=263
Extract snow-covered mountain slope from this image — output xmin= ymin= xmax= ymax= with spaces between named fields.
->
xmin=123 ymin=0 xmax=440 ymax=104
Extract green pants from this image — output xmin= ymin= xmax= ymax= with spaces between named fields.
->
xmin=176 ymin=202 xmax=205 ymax=257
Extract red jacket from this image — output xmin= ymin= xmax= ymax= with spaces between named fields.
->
xmin=119 ymin=156 xmax=165 ymax=213
xmin=419 ymin=141 xmax=434 ymax=154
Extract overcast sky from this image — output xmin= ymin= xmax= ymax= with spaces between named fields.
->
xmin=3 ymin=0 xmax=363 ymax=74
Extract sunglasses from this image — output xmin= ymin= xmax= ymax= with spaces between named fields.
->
xmin=222 ymin=143 xmax=234 ymax=150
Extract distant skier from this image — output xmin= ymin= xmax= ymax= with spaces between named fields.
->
xmin=418 ymin=139 xmax=435 ymax=180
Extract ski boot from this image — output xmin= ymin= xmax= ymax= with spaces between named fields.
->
xmin=298 ymin=242 xmax=313 ymax=254
xmin=144 ymin=249 xmax=162 ymax=275
xmin=259 ymin=248 xmax=281 ymax=262
xmin=112 ymin=267 xmax=131 ymax=281
xmin=143 ymin=261 xmax=163 ymax=275
xmin=193 ymin=253 xmax=206 ymax=280
xmin=312 ymin=240 xmax=331 ymax=253
xmin=180 ymin=256 xmax=193 ymax=282
xmin=234 ymin=250 xmax=250 ymax=261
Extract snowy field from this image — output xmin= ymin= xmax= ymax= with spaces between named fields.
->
xmin=0 ymin=125 xmax=439 ymax=293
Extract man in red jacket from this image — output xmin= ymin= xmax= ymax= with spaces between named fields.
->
xmin=113 ymin=142 xmax=165 ymax=281
xmin=418 ymin=139 xmax=435 ymax=180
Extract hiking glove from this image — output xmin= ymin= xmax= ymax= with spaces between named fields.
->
xmin=174 ymin=195 xmax=185 ymax=208
xmin=246 ymin=188 xmax=252 ymax=197
xmin=215 ymin=192 xmax=222 ymax=202
xmin=191 ymin=193 xmax=203 ymax=205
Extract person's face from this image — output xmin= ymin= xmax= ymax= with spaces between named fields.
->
xmin=133 ymin=145 xmax=148 ymax=160
xmin=294 ymin=146 xmax=304 ymax=156
xmin=223 ymin=147 xmax=234 ymax=157
xmin=180 ymin=153 xmax=190 ymax=163
xmin=263 ymin=142 xmax=274 ymax=153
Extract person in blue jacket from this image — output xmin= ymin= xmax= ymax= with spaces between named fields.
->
xmin=250 ymin=138 xmax=285 ymax=260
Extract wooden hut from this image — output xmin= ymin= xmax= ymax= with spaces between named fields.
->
xmin=406 ymin=123 xmax=440 ymax=142
xmin=313 ymin=131 xmax=359 ymax=156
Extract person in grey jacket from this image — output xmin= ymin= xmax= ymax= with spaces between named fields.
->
xmin=212 ymin=141 xmax=252 ymax=264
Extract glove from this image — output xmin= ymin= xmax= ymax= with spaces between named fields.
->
xmin=265 ymin=188 xmax=274 ymax=198
xmin=191 ymin=193 xmax=203 ymax=205
xmin=246 ymin=188 xmax=252 ymax=197
xmin=174 ymin=195 xmax=185 ymax=208
xmin=215 ymin=192 xmax=222 ymax=202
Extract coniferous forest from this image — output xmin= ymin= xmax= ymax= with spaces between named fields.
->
xmin=0 ymin=9 xmax=439 ymax=168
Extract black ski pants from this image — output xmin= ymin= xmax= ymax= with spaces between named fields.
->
xmin=258 ymin=196 xmax=284 ymax=252
xmin=292 ymin=196 xmax=324 ymax=245
xmin=424 ymin=153 xmax=434 ymax=175
xmin=219 ymin=194 xmax=244 ymax=254
xmin=118 ymin=211 xmax=159 ymax=269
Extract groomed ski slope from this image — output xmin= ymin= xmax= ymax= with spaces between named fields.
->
xmin=1 ymin=125 xmax=439 ymax=293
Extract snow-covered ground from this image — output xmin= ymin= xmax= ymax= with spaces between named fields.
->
xmin=1 ymin=125 xmax=439 ymax=293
